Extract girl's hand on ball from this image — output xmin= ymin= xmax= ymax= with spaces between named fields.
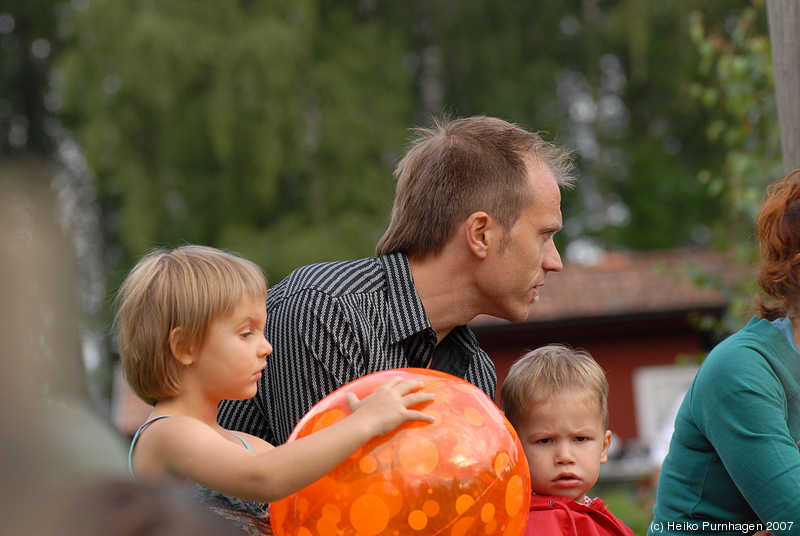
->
xmin=347 ymin=377 xmax=435 ymax=437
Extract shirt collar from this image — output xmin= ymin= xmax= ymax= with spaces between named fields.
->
xmin=771 ymin=316 xmax=800 ymax=354
xmin=379 ymin=252 xmax=433 ymax=344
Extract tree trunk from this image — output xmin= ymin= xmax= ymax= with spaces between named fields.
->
xmin=767 ymin=0 xmax=800 ymax=174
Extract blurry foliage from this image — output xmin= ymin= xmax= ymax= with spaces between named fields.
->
xmin=687 ymin=0 xmax=781 ymax=334
xmin=598 ymin=482 xmax=653 ymax=536
xmin=369 ymin=0 xmax=747 ymax=254
xmin=41 ymin=0 xmax=757 ymax=286
xmin=691 ymin=0 xmax=781 ymax=235
xmin=55 ymin=0 xmax=412 ymax=287
xmin=0 ymin=0 xmax=61 ymax=156
xmin=1 ymin=0 xmax=783 ymax=370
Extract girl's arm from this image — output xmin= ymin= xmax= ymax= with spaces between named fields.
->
xmin=138 ymin=377 xmax=434 ymax=503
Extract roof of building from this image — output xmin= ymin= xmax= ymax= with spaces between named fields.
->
xmin=471 ymin=246 xmax=751 ymax=327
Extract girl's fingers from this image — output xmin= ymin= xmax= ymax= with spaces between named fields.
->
xmin=384 ymin=378 xmax=425 ymax=394
xmin=346 ymin=391 xmax=361 ymax=410
xmin=401 ymin=392 xmax=435 ymax=407
xmin=405 ymin=410 xmax=435 ymax=422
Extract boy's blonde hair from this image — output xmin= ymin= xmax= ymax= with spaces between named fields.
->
xmin=114 ymin=245 xmax=267 ymax=405
xmin=500 ymin=344 xmax=609 ymax=430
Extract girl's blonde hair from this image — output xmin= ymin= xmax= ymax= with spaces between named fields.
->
xmin=500 ymin=344 xmax=609 ymax=430
xmin=114 ymin=245 xmax=267 ymax=405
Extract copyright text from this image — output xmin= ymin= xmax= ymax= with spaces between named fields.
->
xmin=649 ymin=521 xmax=794 ymax=533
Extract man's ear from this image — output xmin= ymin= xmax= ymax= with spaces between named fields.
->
xmin=169 ymin=327 xmax=194 ymax=366
xmin=465 ymin=211 xmax=492 ymax=259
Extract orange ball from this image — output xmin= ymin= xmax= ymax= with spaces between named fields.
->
xmin=270 ymin=368 xmax=531 ymax=536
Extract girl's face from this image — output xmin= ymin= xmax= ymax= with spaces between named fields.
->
xmin=516 ymin=394 xmax=611 ymax=502
xmin=190 ymin=295 xmax=271 ymax=402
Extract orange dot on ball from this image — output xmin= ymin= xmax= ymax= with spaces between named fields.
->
xmin=464 ymin=406 xmax=484 ymax=426
xmin=350 ymin=494 xmax=390 ymax=536
xmin=398 ymin=436 xmax=439 ymax=475
xmin=312 ymin=408 xmax=346 ymax=433
xmin=359 ymin=455 xmax=378 ymax=474
xmin=505 ymin=474 xmax=525 ymax=518
xmin=481 ymin=502 xmax=496 ymax=523
xmin=494 ymin=452 xmax=511 ymax=476
xmin=422 ymin=499 xmax=440 ymax=517
xmin=407 ymin=509 xmax=428 ymax=531
xmin=455 ymin=494 xmax=475 ymax=515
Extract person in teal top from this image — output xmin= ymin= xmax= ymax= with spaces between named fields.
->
xmin=649 ymin=169 xmax=800 ymax=536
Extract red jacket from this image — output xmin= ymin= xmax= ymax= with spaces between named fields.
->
xmin=524 ymin=494 xmax=636 ymax=536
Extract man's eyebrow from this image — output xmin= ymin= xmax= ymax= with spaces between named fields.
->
xmin=544 ymin=224 xmax=563 ymax=234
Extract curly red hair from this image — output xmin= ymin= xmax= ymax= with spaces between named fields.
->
xmin=755 ymin=169 xmax=800 ymax=320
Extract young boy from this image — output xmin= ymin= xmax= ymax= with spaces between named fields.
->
xmin=500 ymin=344 xmax=635 ymax=536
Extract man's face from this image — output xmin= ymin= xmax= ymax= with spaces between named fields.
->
xmin=516 ymin=395 xmax=611 ymax=502
xmin=477 ymin=161 xmax=564 ymax=323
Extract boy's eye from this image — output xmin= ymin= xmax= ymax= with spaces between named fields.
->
xmin=537 ymin=438 xmax=552 ymax=445
xmin=574 ymin=436 xmax=589 ymax=442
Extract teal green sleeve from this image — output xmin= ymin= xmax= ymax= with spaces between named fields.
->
xmin=692 ymin=337 xmax=800 ymax=532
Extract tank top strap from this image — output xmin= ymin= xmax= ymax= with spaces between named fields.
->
xmin=231 ymin=432 xmax=254 ymax=452
xmin=128 ymin=415 xmax=172 ymax=480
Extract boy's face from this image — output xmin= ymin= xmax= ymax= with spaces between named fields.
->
xmin=516 ymin=394 xmax=611 ymax=502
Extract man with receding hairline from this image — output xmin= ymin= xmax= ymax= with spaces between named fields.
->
xmin=219 ymin=115 xmax=574 ymax=445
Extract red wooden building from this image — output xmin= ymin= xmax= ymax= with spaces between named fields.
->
xmin=469 ymin=246 xmax=747 ymax=451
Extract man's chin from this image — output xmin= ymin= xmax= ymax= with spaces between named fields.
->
xmin=500 ymin=307 xmax=532 ymax=324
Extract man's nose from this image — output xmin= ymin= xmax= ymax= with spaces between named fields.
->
xmin=543 ymin=242 xmax=563 ymax=273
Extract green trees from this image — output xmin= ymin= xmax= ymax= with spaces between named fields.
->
xmin=686 ymin=0 xmax=782 ymax=331
xmin=39 ymin=0 xmax=764 ymax=287
xmin=2 ymin=0 xmax=782 ymax=349
xmin=691 ymin=1 xmax=780 ymax=237
xmin=0 ymin=0 xmax=60 ymax=157
xmin=56 ymin=0 xmax=414 ymax=283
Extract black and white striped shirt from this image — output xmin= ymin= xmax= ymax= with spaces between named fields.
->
xmin=217 ymin=252 xmax=497 ymax=445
